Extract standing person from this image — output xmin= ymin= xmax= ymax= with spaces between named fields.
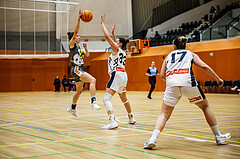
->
xmin=101 ymin=14 xmax=136 ymax=129
xmin=146 ymin=61 xmax=159 ymax=99
xmin=144 ymin=36 xmax=231 ymax=149
xmin=62 ymin=75 xmax=69 ymax=92
xmin=67 ymin=10 xmax=101 ymax=117
xmin=53 ymin=76 xmax=61 ymax=92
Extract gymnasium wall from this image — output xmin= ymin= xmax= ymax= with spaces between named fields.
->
xmin=0 ymin=38 xmax=239 ymax=92
xmin=89 ymin=38 xmax=240 ymax=92
xmin=0 ymin=51 xmax=105 ymax=92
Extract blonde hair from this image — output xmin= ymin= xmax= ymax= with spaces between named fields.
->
xmin=172 ymin=36 xmax=187 ymax=49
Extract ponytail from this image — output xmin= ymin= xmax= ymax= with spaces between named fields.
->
xmin=67 ymin=32 xmax=74 ymax=41
xmin=173 ymin=36 xmax=187 ymax=49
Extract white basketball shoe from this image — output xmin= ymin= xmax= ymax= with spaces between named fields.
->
xmin=91 ymin=101 xmax=101 ymax=110
xmin=215 ymin=131 xmax=231 ymax=145
xmin=143 ymin=138 xmax=156 ymax=149
xmin=67 ymin=107 xmax=77 ymax=117
xmin=102 ymin=120 xmax=118 ymax=129
xmin=128 ymin=115 xmax=136 ymax=124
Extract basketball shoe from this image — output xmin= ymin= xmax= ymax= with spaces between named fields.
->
xmin=67 ymin=107 xmax=77 ymax=117
xmin=91 ymin=101 xmax=101 ymax=110
xmin=102 ymin=119 xmax=118 ymax=129
xmin=215 ymin=131 xmax=231 ymax=145
xmin=143 ymin=138 xmax=156 ymax=149
xmin=128 ymin=114 xmax=136 ymax=124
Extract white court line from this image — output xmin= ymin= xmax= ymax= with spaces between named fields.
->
xmin=116 ymin=124 xmax=240 ymax=148
xmin=116 ymin=115 xmax=239 ymax=124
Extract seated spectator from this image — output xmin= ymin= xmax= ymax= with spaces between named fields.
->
xmin=154 ymin=31 xmax=160 ymax=40
xmin=191 ymin=30 xmax=200 ymax=41
xmin=216 ymin=5 xmax=222 ymax=15
xmin=210 ymin=6 xmax=216 ymax=14
xmin=53 ymin=76 xmax=61 ymax=92
xmin=62 ymin=75 xmax=69 ymax=92
xmin=202 ymin=14 xmax=208 ymax=22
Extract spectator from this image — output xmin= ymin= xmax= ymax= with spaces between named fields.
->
xmin=53 ymin=76 xmax=61 ymax=92
xmin=216 ymin=5 xmax=221 ymax=15
xmin=210 ymin=6 xmax=216 ymax=14
xmin=154 ymin=31 xmax=160 ymax=40
xmin=62 ymin=75 xmax=69 ymax=92
xmin=191 ymin=30 xmax=200 ymax=41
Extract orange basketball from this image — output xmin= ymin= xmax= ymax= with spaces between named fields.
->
xmin=81 ymin=10 xmax=93 ymax=23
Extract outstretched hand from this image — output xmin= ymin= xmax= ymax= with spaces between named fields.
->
xmin=79 ymin=10 xmax=83 ymax=17
xmin=112 ymin=24 xmax=116 ymax=34
xmin=83 ymin=43 xmax=87 ymax=49
xmin=101 ymin=14 xmax=106 ymax=24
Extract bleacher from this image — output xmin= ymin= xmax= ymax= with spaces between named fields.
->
xmin=147 ymin=1 xmax=240 ymax=47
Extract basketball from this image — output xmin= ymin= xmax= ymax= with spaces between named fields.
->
xmin=81 ymin=10 xmax=93 ymax=23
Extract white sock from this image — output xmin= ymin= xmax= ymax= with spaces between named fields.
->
xmin=128 ymin=113 xmax=132 ymax=119
xmin=150 ymin=129 xmax=160 ymax=140
xmin=109 ymin=114 xmax=115 ymax=122
xmin=211 ymin=125 xmax=221 ymax=136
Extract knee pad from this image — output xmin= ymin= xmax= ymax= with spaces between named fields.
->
xmin=103 ymin=92 xmax=113 ymax=111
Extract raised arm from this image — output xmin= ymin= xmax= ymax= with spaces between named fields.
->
xmin=83 ymin=43 xmax=90 ymax=57
xmin=112 ymin=24 xmax=117 ymax=42
xmin=193 ymin=53 xmax=223 ymax=86
xmin=69 ymin=10 xmax=83 ymax=48
xmin=101 ymin=14 xmax=119 ymax=55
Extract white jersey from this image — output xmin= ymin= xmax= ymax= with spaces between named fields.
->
xmin=165 ymin=49 xmax=197 ymax=87
xmin=108 ymin=48 xmax=126 ymax=75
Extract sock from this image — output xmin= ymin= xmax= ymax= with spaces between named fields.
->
xmin=91 ymin=96 xmax=96 ymax=104
xmin=211 ymin=125 xmax=221 ymax=136
xmin=109 ymin=114 xmax=115 ymax=122
xmin=128 ymin=113 xmax=132 ymax=119
xmin=150 ymin=129 xmax=160 ymax=140
xmin=71 ymin=104 xmax=76 ymax=110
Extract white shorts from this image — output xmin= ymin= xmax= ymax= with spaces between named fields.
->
xmin=107 ymin=71 xmax=128 ymax=93
xmin=163 ymin=85 xmax=205 ymax=107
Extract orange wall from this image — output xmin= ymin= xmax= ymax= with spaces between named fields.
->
xmin=0 ymin=58 xmax=68 ymax=92
xmin=89 ymin=38 xmax=240 ymax=91
xmin=0 ymin=51 xmax=106 ymax=92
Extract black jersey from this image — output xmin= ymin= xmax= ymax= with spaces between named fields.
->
xmin=70 ymin=43 xmax=85 ymax=66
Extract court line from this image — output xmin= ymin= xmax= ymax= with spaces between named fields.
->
xmin=0 ymin=127 xmax=128 ymax=159
xmin=0 ymin=127 xmax=176 ymax=159
xmin=1 ymin=117 xmax=239 ymax=148
xmin=12 ymin=150 xmax=90 ymax=159
xmin=125 ymin=147 xmax=177 ymax=159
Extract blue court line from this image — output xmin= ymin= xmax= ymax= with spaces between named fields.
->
xmin=0 ymin=120 xmax=62 ymax=133
xmin=0 ymin=118 xmax=239 ymax=134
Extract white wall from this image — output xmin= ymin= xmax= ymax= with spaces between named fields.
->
xmin=146 ymin=0 xmax=238 ymax=38
xmin=66 ymin=0 xmax=133 ymax=52
xmin=68 ymin=0 xmax=133 ymax=38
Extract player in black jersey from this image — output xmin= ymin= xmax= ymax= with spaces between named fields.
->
xmin=67 ymin=10 xmax=100 ymax=117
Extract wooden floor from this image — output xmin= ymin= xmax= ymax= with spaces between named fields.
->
xmin=0 ymin=91 xmax=239 ymax=159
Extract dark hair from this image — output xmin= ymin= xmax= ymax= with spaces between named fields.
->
xmin=67 ymin=32 xmax=74 ymax=41
xmin=173 ymin=36 xmax=187 ymax=49
xmin=119 ymin=38 xmax=129 ymax=50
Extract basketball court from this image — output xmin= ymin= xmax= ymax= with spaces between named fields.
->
xmin=0 ymin=91 xmax=239 ymax=158
xmin=1 ymin=0 xmax=240 ymax=158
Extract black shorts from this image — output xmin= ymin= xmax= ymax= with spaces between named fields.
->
xmin=71 ymin=65 xmax=84 ymax=82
